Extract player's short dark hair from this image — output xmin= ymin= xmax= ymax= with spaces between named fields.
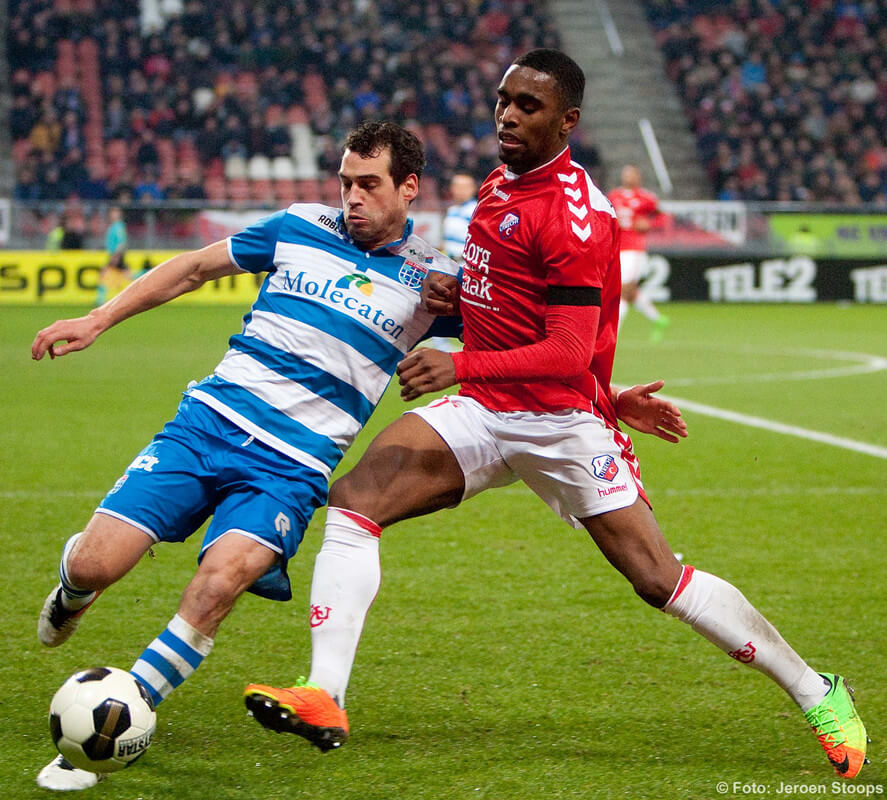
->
xmin=344 ymin=121 xmax=425 ymax=186
xmin=513 ymin=48 xmax=585 ymax=111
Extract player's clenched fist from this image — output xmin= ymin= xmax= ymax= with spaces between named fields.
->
xmin=397 ymin=348 xmax=458 ymax=401
xmin=421 ymin=271 xmax=460 ymax=316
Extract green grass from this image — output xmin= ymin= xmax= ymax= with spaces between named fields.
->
xmin=1 ymin=303 xmax=885 ymax=799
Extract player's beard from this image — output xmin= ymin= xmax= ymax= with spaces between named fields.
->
xmin=345 ymin=208 xmax=402 ymax=248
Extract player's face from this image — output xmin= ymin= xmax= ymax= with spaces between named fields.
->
xmin=449 ymin=174 xmax=476 ymax=204
xmin=494 ymin=65 xmax=579 ymax=174
xmin=339 ymin=148 xmax=418 ymax=249
xmin=621 ymin=165 xmax=642 ymax=189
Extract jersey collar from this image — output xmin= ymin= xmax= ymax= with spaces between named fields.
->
xmin=502 ymin=146 xmax=571 ymax=184
xmin=335 ymin=212 xmax=414 ymax=255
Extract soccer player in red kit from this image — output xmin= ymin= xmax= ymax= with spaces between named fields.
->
xmin=608 ymin=164 xmax=669 ymax=340
xmin=245 ymin=50 xmax=868 ymax=778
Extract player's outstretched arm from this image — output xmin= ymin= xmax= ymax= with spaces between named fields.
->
xmin=31 ymin=241 xmax=237 ymax=361
xmin=614 ymin=380 xmax=688 ymax=443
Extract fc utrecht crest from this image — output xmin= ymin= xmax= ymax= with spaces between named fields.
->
xmin=591 ymin=454 xmax=619 ymax=482
xmin=399 ymin=258 xmax=430 ymax=289
xmin=498 ymin=212 xmax=520 ymax=238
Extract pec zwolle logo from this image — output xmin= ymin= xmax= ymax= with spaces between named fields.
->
xmin=336 ymin=272 xmax=373 ymax=295
xmin=398 ymin=258 xmax=431 ymax=289
xmin=591 ymin=455 xmax=619 ymax=482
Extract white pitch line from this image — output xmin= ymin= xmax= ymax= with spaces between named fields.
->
xmin=6 ymin=485 xmax=886 ymax=503
xmin=497 ymin=485 xmax=884 ymax=498
xmin=661 ymin=394 xmax=887 ymax=459
xmin=0 ymin=489 xmax=105 ymax=499
xmin=657 ymin=347 xmax=887 ymax=388
xmin=656 ymin=486 xmax=886 ymax=498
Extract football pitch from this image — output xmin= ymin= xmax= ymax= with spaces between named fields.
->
xmin=1 ymin=302 xmax=884 ymax=799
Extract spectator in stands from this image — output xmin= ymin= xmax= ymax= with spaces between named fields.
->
xmin=134 ymin=166 xmax=166 ymax=203
xmin=10 ymin=94 xmax=37 ymax=141
xmin=645 ymin=0 xmax=887 ymax=202
xmin=59 ymin=147 xmax=88 ymax=197
xmin=29 ymin=109 xmax=61 ymax=157
xmin=14 ymin=162 xmax=43 ymax=201
xmin=78 ymin=163 xmax=112 ymax=202
xmin=60 ymin=211 xmax=85 ymax=249
xmin=45 ymin=213 xmax=65 ymax=251
xmin=39 ymin=164 xmax=68 ymax=201
xmin=166 ymin=171 xmax=207 ymax=202
xmin=10 ymin=0 xmax=565 ymax=209
xmin=196 ymin=116 xmax=224 ymax=163
xmin=135 ymin=129 xmax=161 ymax=172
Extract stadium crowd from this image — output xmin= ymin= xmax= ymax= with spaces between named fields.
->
xmin=643 ymin=0 xmax=887 ymax=204
xmin=9 ymin=0 xmax=574 ymax=211
xmin=11 ymin=0 xmax=886 ymax=210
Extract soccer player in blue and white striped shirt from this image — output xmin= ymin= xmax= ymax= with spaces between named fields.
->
xmin=31 ymin=121 xmax=459 ymax=791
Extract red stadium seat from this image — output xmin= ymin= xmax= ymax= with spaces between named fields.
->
xmin=227 ymin=179 xmax=251 ymax=205
xmin=205 ymin=176 xmax=227 ymax=204
xmin=250 ymin=179 xmax=275 ymax=205
xmin=273 ymin=179 xmax=297 ymax=203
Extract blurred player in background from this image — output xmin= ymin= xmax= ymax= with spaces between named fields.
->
xmin=96 ymin=206 xmax=130 ymax=305
xmin=607 ymin=164 xmax=669 ymax=342
xmin=430 ymin=171 xmax=478 ymax=352
xmin=30 ymin=121 xmax=461 ymax=791
xmin=245 ymin=49 xmax=868 ymax=781
xmin=441 ymin=172 xmax=478 ymax=260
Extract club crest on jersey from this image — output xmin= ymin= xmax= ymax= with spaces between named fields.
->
xmin=107 ymin=474 xmax=128 ymax=495
xmin=399 ymin=259 xmax=430 ymax=289
xmin=498 ymin=212 xmax=520 ymax=239
xmin=592 ymin=455 xmax=619 ymax=482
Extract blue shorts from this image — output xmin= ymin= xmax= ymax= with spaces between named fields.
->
xmin=97 ymin=395 xmax=328 ymax=601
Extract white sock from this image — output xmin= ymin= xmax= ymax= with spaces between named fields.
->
xmin=308 ymin=507 xmax=381 ymax=706
xmin=58 ymin=532 xmax=97 ymax=610
xmin=618 ymin=299 xmax=629 ymax=330
xmin=632 ymin=290 xmax=660 ymax=322
xmin=663 ymin=566 xmax=829 ymax=711
xmin=130 ymin=614 xmax=213 ymax=707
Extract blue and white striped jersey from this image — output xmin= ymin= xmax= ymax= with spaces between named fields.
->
xmin=442 ymin=198 xmax=478 ymax=261
xmin=186 ymin=203 xmax=459 ymax=479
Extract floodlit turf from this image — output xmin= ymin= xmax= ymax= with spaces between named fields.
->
xmin=1 ymin=303 xmax=884 ymax=799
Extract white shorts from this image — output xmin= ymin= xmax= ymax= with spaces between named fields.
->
xmin=408 ymin=395 xmax=646 ymax=528
xmin=619 ymin=250 xmax=648 ymax=284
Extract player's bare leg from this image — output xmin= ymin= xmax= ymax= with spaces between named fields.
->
xmin=37 ymin=517 xmax=154 ymax=790
xmin=618 ymin=281 xmax=638 ymax=331
xmin=246 ymin=413 xmax=465 ymax=748
xmin=581 ymin=499 xmax=867 ymax=777
xmin=132 ymin=532 xmax=276 ymax=707
xmin=40 ymin=533 xmax=277 ymax=790
xmin=38 ymin=514 xmax=154 ymax=647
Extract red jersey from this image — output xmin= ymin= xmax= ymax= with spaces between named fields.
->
xmin=457 ymin=148 xmax=621 ymax=425
xmin=607 ymin=186 xmax=659 ymax=251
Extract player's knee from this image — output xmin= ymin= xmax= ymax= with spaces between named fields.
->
xmin=64 ymin=544 xmax=117 ymax=590
xmin=180 ymin=568 xmax=240 ymax=630
xmin=630 ymin=571 xmax=675 ymax=608
xmin=328 ymin=473 xmax=374 ymax=517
